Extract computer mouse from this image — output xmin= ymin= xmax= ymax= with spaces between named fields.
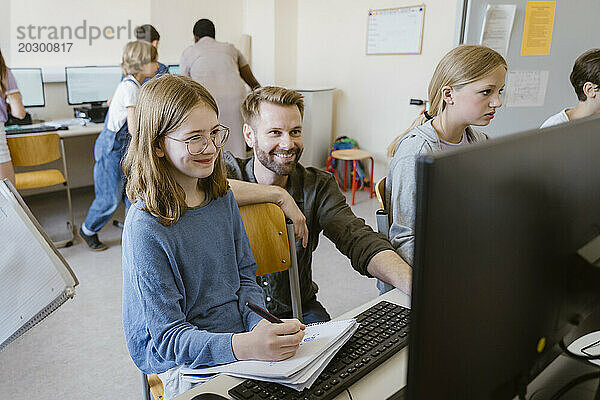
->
xmin=191 ymin=393 xmax=229 ymax=400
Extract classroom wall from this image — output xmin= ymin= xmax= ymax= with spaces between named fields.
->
xmin=294 ymin=0 xmax=460 ymax=178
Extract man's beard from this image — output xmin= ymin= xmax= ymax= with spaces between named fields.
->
xmin=254 ymin=142 xmax=303 ymax=176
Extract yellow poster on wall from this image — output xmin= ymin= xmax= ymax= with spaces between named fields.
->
xmin=521 ymin=1 xmax=556 ymax=56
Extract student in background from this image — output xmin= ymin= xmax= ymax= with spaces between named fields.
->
xmin=386 ymin=45 xmax=506 ymax=266
xmin=79 ymin=41 xmax=158 ymax=251
xmin=541 ymin=49 xmax=600 ymax=128
xmin=0 ymin=49 xmax=26 ymax=185
xmin=121 ymin=75 xmax=304 ymax=400
xmin=135 ymin=24 xmax=169 ymax=79
xmin=180 ymin=18 xmax=260 ymax=157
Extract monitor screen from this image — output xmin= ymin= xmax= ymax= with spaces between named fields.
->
xmin=10 ymin=68 xmax=45 ymax=108
xmin=407 ymin=116 xmax=600 ymax=399
xmin=168 ymin=64 xmax=180 ymax=75
xmin=65 ymin=66 xmax=122 ymax=105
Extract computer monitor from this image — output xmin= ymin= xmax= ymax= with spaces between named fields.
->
xmin=65 ymin=66 xmax=122 ymax=106
xmin=10 ymin=68 xmax=45 ymax=107
xmin=407 ymin=115 xmax=600 ymax=399
xmin=168 ymin=64 xmax=180 ymax=75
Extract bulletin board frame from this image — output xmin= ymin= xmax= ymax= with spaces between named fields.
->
xmin=366 ymin=4 xmax=426 ymax=55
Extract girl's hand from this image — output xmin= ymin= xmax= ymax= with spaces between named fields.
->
xmin=232 ymin=319 xmax=305 ymax=361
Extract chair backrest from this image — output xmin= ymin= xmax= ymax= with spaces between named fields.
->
xmin=239 ymin=202 xmax=302 ymax=321
xmin=7 ymin=133 xmax=62 ymax=167
xmin=239 ymin=203 xmax=291 ymax=276
xmin=374 ymin=177 xmax=390 ymax=236
xmin=375 ymin=177 xmax=386 ymax=210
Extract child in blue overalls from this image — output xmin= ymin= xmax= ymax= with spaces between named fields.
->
xmin=79 ymin=40 xmax=158 ymax=251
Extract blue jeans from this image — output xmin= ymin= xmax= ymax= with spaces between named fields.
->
xmin=82 ymin=124 xmax=130 ymax=233
xmin=377 ymin=280 xmax=395 ymax=295
xmin=301 ymin=296 xmax=332 ymax=324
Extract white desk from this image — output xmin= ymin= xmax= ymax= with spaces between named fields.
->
xmin=174 ymin=289 xmax=410 ymax=400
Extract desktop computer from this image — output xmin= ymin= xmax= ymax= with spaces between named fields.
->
xmin=168 ymin=64 xmax=180 ymax=75
xmin=65 ymin=66 xmax=122 ymax=123
xmin=10 ymin=68 xmax=45 ymax=108
xmin=5 ymin=68 xmax=45 ymax=126
xmin=407 ymin=115 xmax=600 ymax=399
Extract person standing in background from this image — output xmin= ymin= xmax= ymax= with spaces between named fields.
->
xmin=180 ymin=19 xmax=260 ymax=157
xmin=0 ymin=49 xmax=26 ymax=186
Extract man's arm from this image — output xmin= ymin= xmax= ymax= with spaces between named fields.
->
xmin=239 ymin=65 xmax=260 ymax=90
xmin=228 ymin=179 xmax=308 ymax=247
xmin=366 ymin=250 xmax=412 ymax=296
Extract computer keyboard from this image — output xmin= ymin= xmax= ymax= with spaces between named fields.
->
xmin=228 ymin=301 xmax=410 ymax=400
xmin=4 ymin=124 xmax=67 ymax=135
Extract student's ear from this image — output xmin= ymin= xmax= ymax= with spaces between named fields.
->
xmin=243 ymin=123 xmax=255 ymax=148
xmin=441 ymin=86 xmax=454 ymax=106
xmin=582 ymin=82 xmax=599 ymax=100
xmin=151 ymin=40 xmax=159 ymax=48
xmin=154 ymin=141 xmax=165 ymax=158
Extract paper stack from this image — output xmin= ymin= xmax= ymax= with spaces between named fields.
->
xmin=181 ymin=318 xmax=358 ymax=391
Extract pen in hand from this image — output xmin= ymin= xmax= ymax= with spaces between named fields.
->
xmin=246 ymin=301 xmax=284 ymax=323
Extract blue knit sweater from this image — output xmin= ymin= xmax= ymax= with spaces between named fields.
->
xmin=122 ymin=190 xmax=265 ymax=374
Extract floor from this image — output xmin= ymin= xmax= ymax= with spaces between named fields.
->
xmin=0 ymin=185 xmax=381 ymax=400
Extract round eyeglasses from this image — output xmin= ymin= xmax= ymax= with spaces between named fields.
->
xmin=164 ymin=125 xmax=230 ymax=155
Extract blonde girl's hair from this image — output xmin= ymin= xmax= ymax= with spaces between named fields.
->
xmin=123 ymin=75 xmax=228 ymax=226
xmin=121 ymin=40 xmax=158 ymax=76
xmin=387 ymin=45 xmax=507 ymax=156
xmin=0 ymin=49 xmax=8 ymax=98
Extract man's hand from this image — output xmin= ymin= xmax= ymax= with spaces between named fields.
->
xmin=228 ymin=179 xmax=309 ymax=248
xmin=275 ymin=189 xmax=308 ymax=248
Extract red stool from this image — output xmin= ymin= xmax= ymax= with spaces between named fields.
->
xmin=326 ymin=149 xmax=374 ymax=205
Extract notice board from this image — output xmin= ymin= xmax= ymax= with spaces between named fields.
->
xmin=366 ymin=5 xmax=425 ymax=55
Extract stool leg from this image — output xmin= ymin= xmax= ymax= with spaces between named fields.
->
xmin=344 ymin=161 xmax=348 ymax=192
xmin=369 ymin=157 xmax=374 ymax=198
xmin=352 ymin=160 xmax=357 ymax=205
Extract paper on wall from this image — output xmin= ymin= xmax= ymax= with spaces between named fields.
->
xmin=521 ymin=1 xmax=556 ymax=56
xmin=505 ymin=70 xmax=549 ymax=107
xmin=480 ymin=4 xmax=517 ymax=57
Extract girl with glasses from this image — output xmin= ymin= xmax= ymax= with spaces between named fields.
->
xmin=121 ymin=75 xmax=304 ymax=400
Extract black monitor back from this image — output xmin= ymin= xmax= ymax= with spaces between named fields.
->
xmin=407 ymin=115 xmax=600 ymax=399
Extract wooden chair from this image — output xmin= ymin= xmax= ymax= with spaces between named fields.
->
xmin=141 ymin=202 xmax=303 ymax=400
xmin=7 ymin=132 xmax=75 ymax=247
xmin=326 ymin=148 xmax=374 ymax=205
xmin=374 ymin=177 xmax=394 ymax=295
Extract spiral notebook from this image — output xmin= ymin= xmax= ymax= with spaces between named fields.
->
xmin=181 ymin=318 xmax=358 ymax=391
xmin=0 ymin=179 xmax=78 ymax=352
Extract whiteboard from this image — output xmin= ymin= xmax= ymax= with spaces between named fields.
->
xmin=366 ymin=5 xmax=425 ymax=55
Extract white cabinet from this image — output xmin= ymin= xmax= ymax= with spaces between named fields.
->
xmin=296 ymin=88 xmax=334 ymax=168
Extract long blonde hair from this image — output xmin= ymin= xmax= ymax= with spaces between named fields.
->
xmin=388 ymin=45 xmax=506 ymax=156
xmin=123 ymin=75 xmax=229 ymax=226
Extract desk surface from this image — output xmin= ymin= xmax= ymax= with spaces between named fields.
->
xmin=6 ymin=123 xmax=102 ymax=139
xmin=174 ymin=290 xmax=411 ymax=400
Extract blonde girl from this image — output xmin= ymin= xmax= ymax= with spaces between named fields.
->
xmin=386 ymin=45 xmax=506 ymax=268
xmin=121 ymin=75 xmax=304 ymax=400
